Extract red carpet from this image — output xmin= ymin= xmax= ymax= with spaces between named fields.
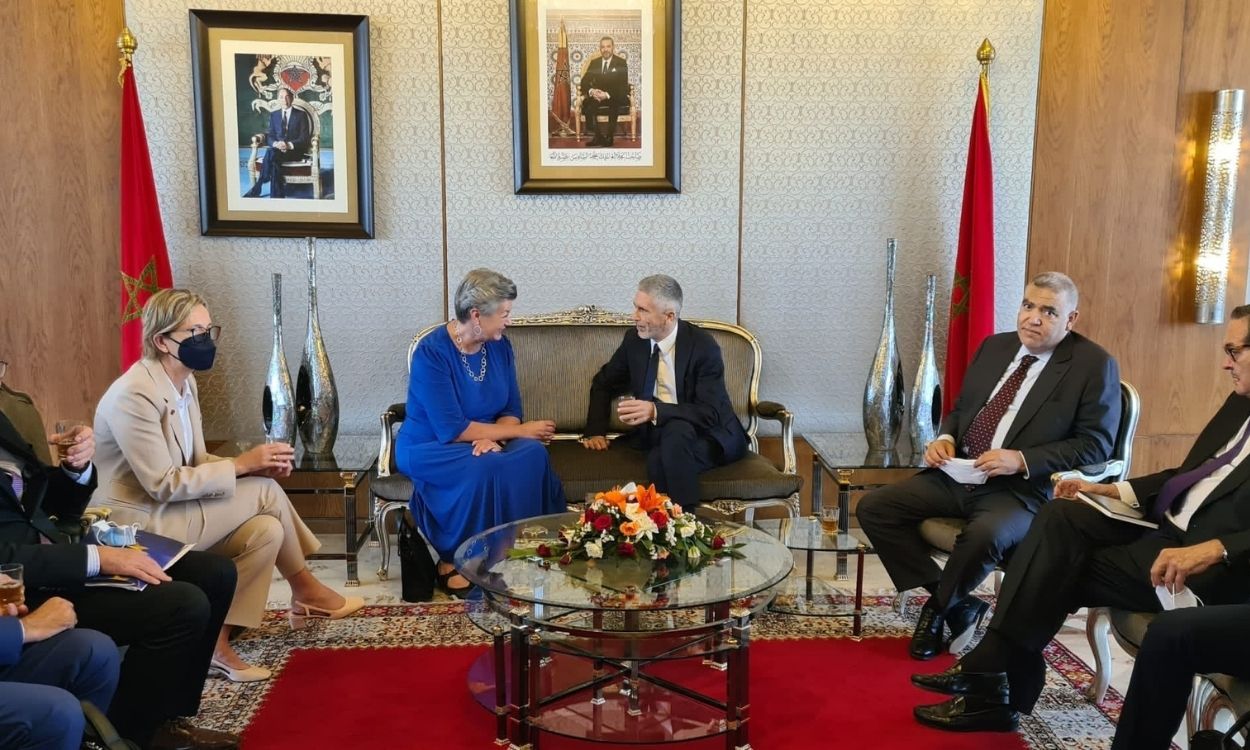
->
xmin=243 ymin=637 xmax=1027 ymax=749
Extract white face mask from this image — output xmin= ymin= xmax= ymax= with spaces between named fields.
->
xmin=1155 ymin=583 xmax=1202 ymax=611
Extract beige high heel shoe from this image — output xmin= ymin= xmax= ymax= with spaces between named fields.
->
xmin=288 ymin=595 xmax=365 ymax=630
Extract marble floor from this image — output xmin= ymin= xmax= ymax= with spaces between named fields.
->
xmin=270 ymin=534 xmax=1182 ymax=749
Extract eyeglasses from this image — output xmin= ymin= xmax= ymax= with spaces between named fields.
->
xmin=1224 ymin=344 xmax=1250 ymax=360
xmin=165 ymin=325 xmax=222 ymax=344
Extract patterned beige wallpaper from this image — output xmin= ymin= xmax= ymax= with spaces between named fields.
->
xmin=126 ymin=0 xmax=1041 ymax=441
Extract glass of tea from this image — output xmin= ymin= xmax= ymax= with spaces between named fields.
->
xmin=0 ymin=564 xmax=24 ymax=608
xmin=819 ymin=505 xmax=840 ymax=535
xmin=53 ymin=420 xmax=87 ymax=464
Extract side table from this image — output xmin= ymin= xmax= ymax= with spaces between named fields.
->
xmin=211 ymin=435 xmax=379 ymax=586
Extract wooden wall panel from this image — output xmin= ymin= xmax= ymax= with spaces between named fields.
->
xmin=1028 ymin=0 xmax=1250 ymax=474
xmin=0 ymin=0 xmax=122 ymax=432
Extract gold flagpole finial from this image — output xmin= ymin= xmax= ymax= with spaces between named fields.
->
xmin=117 ymin=26 xmax=137 ymax=85
xmin=977 ymin=38 xmax=996 ymax=75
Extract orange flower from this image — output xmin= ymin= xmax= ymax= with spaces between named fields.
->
xmin=619 ymin=520 xmax=641 ymax=537
xmin=671 ymin=503 xmax=683 ymax=517
xmin=595 ymin=489 xmax=628 ymax=512
xmin=635 ymin=484 xmax=666 ymax=513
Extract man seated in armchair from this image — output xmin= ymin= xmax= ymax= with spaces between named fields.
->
xmin=582 ymin=275 xmax=748 ymax=508
xmin=579 ymin=36 xmax=629 ymax=147
xmin=243 ymin=86 xmax=312 ymax=199
xmin=857 ymin=272 xmax=1121 ymax=661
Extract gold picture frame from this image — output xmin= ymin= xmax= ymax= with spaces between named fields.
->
xmin=510 ymin=0 xmax=681 ymax=193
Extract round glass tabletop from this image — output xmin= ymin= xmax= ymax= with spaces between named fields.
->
xmin=453 ymin=512 xmax=794 ymax=612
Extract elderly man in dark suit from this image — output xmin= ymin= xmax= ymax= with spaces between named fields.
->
xmin=858 ymin=272 xmax=1121 ymax=660
xmin=579 ymin=36 xmax=629 ymax=147
xmin=243 ymin=86 xmax=312 ymax=198
xmin=910 ymin=305 xmax=1250 ymax=732
xmin=0 ymin=382 xmax=238 ymax=749
xmin=582 ymin=275 xmax=748 ymax=507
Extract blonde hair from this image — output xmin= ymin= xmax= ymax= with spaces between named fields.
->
xmin=141 ymin=289 xmax=208 ymax=360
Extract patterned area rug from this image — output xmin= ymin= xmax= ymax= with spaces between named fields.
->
xmin=197 ymin=596 xmax=1129 ymax=748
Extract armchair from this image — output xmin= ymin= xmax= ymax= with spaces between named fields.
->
xmin=246 ymin=98 xmax=323 ymax=200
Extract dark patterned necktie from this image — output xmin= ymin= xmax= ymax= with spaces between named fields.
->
xmin=1150 ymin=425 xmax=1250 ymax=521
xmin=640 ymin=345 xmax=660 ymax=402
xmin=961 ymin=355 xmax=1039 ymax=458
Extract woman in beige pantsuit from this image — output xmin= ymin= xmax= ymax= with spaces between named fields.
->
xmin=92 ymin=289 xmax=363 ymax=682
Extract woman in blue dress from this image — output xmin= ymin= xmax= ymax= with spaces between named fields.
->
xmin=396 ymin=269 xmax=566 ymax=596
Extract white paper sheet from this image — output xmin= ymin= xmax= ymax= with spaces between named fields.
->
xmin=939 ymin=457 xmax=989 ymax=485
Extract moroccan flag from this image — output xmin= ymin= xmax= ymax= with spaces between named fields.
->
xmin=119 ymin=64 xmax=172 ymax=370
xmin=550 ymin=20 xmax=572 ymax=132
xmin=943 ymin=67 xmax=995 ymax=416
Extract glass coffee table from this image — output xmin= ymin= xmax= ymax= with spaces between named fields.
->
xmin=454 ymin=512 xmax=793 ymax=750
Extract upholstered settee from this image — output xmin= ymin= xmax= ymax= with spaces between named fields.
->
xmin=368 ymin=306 xmax=803 ymax=579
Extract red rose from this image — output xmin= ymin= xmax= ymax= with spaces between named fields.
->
xmin=712 ymin=535 xmax=726 ymax=550
xmin=593 ymin=515 xmax=613 ymax=532
xmin=618 ymin=542 xmax=636 ymax=557
xmin=649 ymin=511 xmax=668 ymax=529
xmin=559 ymin=553 xmax=573 ymax=566
xmin=537 ymin=544 xmax=552 ymax=558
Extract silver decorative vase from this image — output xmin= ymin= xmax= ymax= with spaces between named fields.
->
xmin=863 ymin=238 xmax=905 ymax=458
xmin=263 ymin=273 xmax=297 ymax=445
xmin=909 ymin=274 xmax=942 ymax=457
xmin=295 ymin=237 xmax=339 ymax=454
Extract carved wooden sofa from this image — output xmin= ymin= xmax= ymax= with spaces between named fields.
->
xmin=368 ymin=306 xmax=803 ymax=580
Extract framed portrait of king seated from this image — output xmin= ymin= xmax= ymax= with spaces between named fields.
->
xmin=510 ymin=0 xmax=681 ymax=194
xmin=189 ymin=10 xmax=375 ymax=238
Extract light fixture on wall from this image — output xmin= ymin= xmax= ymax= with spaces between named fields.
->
xmin=1195 ymin=89 xmax=1245 ymax=324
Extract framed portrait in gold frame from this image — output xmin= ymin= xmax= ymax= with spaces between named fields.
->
xmin=510 ymin=0 xmax=681 ymax=193
xmin=189 ymin=10 xmax=374 ymax=238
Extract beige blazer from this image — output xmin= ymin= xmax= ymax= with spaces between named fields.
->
xmin=92 ymin=359 xmax=236 ymax=542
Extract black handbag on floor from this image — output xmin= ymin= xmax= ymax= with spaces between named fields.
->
xmin=397 ymin=511 xmax=436 ymax=602
xmin=1191 ymin=709 xmax=1250 ymax=750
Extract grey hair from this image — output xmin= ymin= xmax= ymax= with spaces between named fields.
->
xmin=638 ymin=274 xmax=683 ymax=316
xmin=453 ymin=268 xmax=517 ymax=322
xmin=1029 ymin=271 xmax=1079 ymax=309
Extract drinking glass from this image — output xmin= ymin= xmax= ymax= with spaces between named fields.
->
xmin=53 ymin=420 xmax=86 ymax=464
xmin=0 ymin=564 xmax=24 ymax=607
xmin=819 ymin=505 xmax=840 ymax=535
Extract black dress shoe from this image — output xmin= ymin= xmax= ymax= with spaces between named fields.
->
xmin=947 ymin=596 xmax=990 ymax=653
xmin=911 ymin=663 xmax=1008 ymax=697
xmin=914 ymin=695 xmax=1020 ymax=732
xmin=909 ymin=602 xmax=946 ymax=660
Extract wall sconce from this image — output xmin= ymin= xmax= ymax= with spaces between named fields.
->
xmin=1195 ymin=89 xmax=1245 ymax=324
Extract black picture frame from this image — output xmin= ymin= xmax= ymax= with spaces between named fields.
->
xmin=509 ymin=0 xmax=681 ymax=194
xmin=189 ymin=10 xmax=374 ymax=238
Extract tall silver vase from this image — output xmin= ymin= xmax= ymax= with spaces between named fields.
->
xmin=296 ymin=237 xmax=339 ymax=454
xmin=263 ymin=273 xmax=297 ymax=444
xmin=863 ymin=238 xmax=905 ymax=458
xmin=909 ymin=274 xmax=943 ymax=457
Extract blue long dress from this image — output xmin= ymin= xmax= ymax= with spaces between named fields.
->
xmin=395 ymin=327 xmax=566 ymax=561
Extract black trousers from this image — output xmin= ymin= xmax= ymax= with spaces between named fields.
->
xmin=1112 ymin=604 xmax=1250 ymax=750
xmin=582 ymin=99 xmax=619 ymax=143
xmin=50 ymin=551 xmax=236 ymax=746
xmin=975 ymin=500 xmax=1250 ymax=713
xmin=856 ymin=471 xmax=1036 ymax=612
xmin=642 ymin=420 xmax=723 ymax=508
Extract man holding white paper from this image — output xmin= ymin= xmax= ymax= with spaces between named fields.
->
xmin=858 ymin=272 xmax=1121 ymax=661
xmin=911 ymin=307 xmax=1250 ymax=733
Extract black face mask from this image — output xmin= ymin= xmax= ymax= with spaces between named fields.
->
xmin=167 ymin=336 xmax=217 ymax=371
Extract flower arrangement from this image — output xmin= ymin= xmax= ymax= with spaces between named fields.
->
xmin=513 ymin=482 xmax=744 ymax=569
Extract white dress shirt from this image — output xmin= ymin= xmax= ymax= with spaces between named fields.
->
xmin=163 ymin=372 xmax=194 ymax=464
xmin=938 ymin=345 xmax=1054 ymax=476
xmin=1117 ymin=416 xmax=1250 ymax=531
xmin=652 ymin=326 xmax=679 ymax=405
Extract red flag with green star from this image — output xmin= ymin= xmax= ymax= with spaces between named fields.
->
xmin=119 ymin=64 xmax=172 ymax=370
xmin=943 ymin=70 xmax=995 ymax=416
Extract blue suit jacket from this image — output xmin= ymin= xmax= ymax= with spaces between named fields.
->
xmin=265 ymin=106 xmax=312 ymax=153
